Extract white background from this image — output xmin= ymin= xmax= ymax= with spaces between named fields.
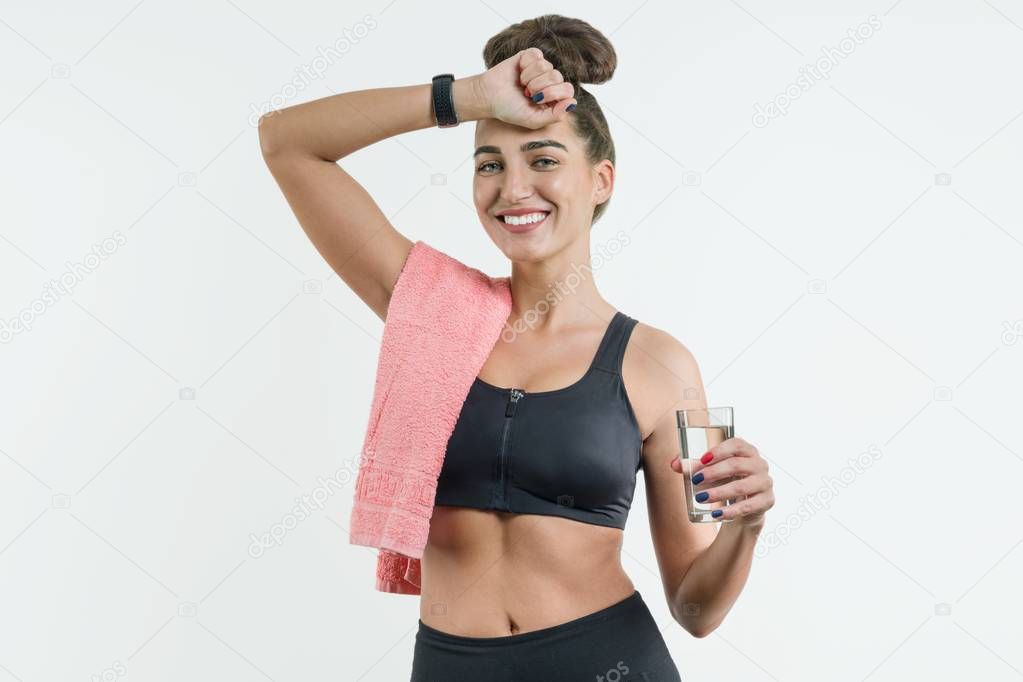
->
xmin=1 ymin=1 xmax=1022 ymax=680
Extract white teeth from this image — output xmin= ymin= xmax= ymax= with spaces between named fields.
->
xmin=501 ymin=212 xmax=549 ymax=225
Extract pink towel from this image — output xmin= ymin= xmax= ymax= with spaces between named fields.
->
xmin=348 ymin=240 xmax=512 ymax=594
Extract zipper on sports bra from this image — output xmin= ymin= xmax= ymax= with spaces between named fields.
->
xmin=496 ymin=388 xmax=524 ymax=510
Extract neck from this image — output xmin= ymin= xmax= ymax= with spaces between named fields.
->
xmin=504 ymin=236 xmax=615 ymax=333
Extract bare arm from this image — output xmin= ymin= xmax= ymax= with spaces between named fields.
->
xmin=635 ymin=329 xmax=720 ymax=636
xmin=670 ymin=510 xmax=763 ymax=637
xmin=257 ymin=77 xmax=491 ymax=321
xmin=636 ymin=327 xmax=768 ymax=637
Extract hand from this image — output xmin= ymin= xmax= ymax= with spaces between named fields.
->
xmin=477 ymin=47 xmax=578 ymax=129
xmin=671 ymin=437 xmax=775 ymax=527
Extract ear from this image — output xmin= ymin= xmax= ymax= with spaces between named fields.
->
xmin=591 ymin=159 xmax=614 ymax=206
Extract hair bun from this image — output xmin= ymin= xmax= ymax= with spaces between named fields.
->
xmin=483 ymin=14 xmax=616 ymax=86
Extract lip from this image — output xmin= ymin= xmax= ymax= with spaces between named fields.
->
xmin=496 ymin=207 xmax=552 ymax=217
xmin=495 ymin=210 xmax=550 ymax=234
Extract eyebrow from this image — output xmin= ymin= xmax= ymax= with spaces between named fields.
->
xmin=473 ymin=139 xmax=568 ymax=157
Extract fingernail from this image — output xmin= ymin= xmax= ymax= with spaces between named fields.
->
xmin=566 ymin=103 xmax=576 ymax=112
xmin=532 ymin=91 xmax=544 ymax=102
xmin=711 ymin=509 xmax=723 ymax=518
xmin=692 ymin=472 xmax=704 ymax=485
xmin=700 ymin=452 xmax=714 ymax=465
xmin=695 ymin=491 xmax=710 ymax=503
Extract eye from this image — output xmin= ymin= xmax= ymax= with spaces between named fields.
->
xmin=476 ymin=157 xmax=560 ymax=174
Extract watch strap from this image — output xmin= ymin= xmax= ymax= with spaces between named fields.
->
xmin=431 ymin=73 xmax=458 ymax=128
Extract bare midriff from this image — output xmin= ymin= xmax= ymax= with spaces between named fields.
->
xmin=419 ymin=505 xmax=637 ymax=637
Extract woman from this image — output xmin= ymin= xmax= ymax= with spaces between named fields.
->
xmin=259 ymin=14 xmax=774 ymax=681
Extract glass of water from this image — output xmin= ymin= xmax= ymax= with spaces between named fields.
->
xmin=676 ymin=407 xmax=735 ymax=523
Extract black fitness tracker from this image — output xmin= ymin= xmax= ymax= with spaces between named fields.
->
xmin=431 ymin=73 xmax=458 ymax=128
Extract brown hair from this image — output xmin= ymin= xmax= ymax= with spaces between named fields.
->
xmin=482 ymin=15 xmax=617 ymax=225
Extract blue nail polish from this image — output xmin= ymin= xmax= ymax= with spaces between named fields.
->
xmin=711 ymin=509 xmax=723 ymax=518
xmin=695 ymin=491 xmax=710 ymax=503
xmin=692 ymin=472 xmax=704 ymax=485
xmin=566 ymin=103 xmax=576 ymax=112
xmin=532 ymin=91 xmax=544 ymax=102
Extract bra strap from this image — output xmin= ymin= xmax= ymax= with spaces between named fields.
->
xmin=592 ymin=311 xmax=638 ymax=375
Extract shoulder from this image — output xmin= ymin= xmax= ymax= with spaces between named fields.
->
xmin=625 ymin=318 xmax=703 ymax=396
xmin=628 ymin=320 xmax=701 ymax=381
xmin=623 ymin=319 xmax=706 ymax=441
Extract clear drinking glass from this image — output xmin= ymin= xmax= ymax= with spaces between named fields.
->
xmin=676 ymin=407 xmax=735 ymax=523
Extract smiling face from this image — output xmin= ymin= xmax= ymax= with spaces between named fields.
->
xmin=472 ymin=117 xmax=613 ymax=261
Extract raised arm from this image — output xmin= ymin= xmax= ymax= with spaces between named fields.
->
xmin=257 ymin=77 xmax=491 ymax=322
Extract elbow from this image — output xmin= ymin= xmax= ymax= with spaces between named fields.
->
xmin=675 ymin=616 xmax=716 ymax=639
xmin=672 ymin=607 xmax=718 ymax=639
xmin=686 ymin=622 xmax=716 ymax=639
xmin=669 ymin=579 xmax=724 ymax=638
xmin=257 ymin=112 xmax=283 ymax=159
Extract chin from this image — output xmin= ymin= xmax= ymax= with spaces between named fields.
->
xmin=495 ymin=235 xmax=562 ymax=265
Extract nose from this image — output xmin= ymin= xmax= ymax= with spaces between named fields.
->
xmin=499 ymin=162 xmax=533 ymax=204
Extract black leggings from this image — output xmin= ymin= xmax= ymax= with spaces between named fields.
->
xmin=410 ymin=590 xmax=683 ymax=681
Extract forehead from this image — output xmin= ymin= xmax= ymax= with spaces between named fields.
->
xmin=474 ymin=118 xmax=577 ymax=154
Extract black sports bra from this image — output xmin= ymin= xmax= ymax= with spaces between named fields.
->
xmin=435 ymin=311 xmax=644 ymax=529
